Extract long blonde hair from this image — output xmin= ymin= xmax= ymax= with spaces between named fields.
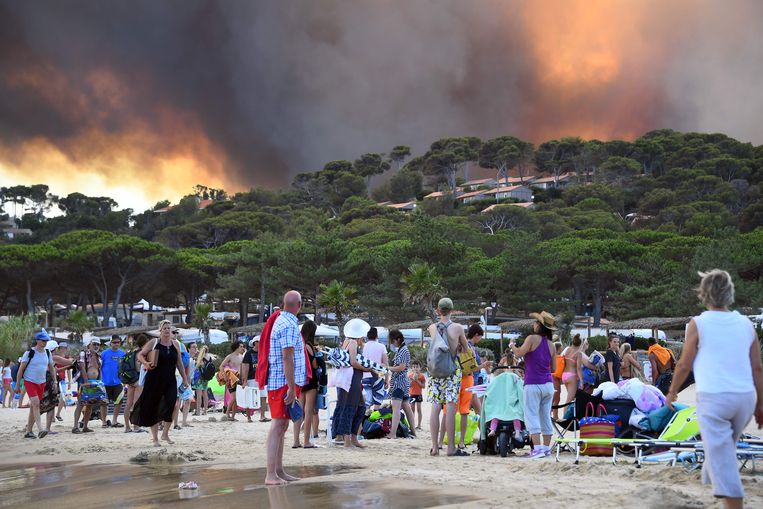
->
xmin=619 ymin=342 xmax=631 ymax=358
xmin=196 ymin=345 xmax=208 ymax=366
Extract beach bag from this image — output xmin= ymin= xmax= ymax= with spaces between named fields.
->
xmin=80 ymin=380 xmax=107 ymax=404
xmin=118 ymin=350 xmax=140 ymax=385
xmin=235 ymin=385 xmax=261 ymax=409
xmin=444 ymin=410 xmax=480 ymax=445
xmin=361 ymin=419 xmax=386 ymax=439
xmin=458 ymin=349 xmax=479 ymax=376
xmin=580 ymin=403 xmax=615 ymax=456
xmin=427 ymin=321 xmax=458 ymax=378
xmin=328 ymin=366 xmax=353 ymax=392
xmin=552 ymin=354 xmax=565 ymax=379
xmin=200 ymin=358 xmax=216 ymax=381
xmin=39 ymin=372 xmax=58 ymax=414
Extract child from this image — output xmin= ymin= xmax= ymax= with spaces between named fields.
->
xmin=407 ymin=361 xmax=426 ymax=430
xmin=551 ymin=341 xmax=564 ymax=419
xmin=487 ymin=362 xmax=525 ymax=443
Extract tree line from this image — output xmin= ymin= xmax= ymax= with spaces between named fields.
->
xmin=1 ymin=129 xmax=761 ymax=327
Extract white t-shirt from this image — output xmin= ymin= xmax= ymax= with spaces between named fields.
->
xmin=2 ymin=366 xmax=11 ymax=379
xmin=362 ymin=340 xmax=387 ymax=379
xmin=20 ymin=348 xmax=54 ymax=384
xmin=693 ymin=310 xmax=756 ymax=394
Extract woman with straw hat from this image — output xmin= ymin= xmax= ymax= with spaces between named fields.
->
xmin=331 ymin=318 xmax=374 ymax=448
xmin=510 ymin=311 xmax=557 ymax=459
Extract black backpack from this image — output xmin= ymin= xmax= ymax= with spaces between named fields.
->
xmin=200 ymin=358 xmax=216 ymax=381
xmin=119 ymin=350 xmax=140 ymax=385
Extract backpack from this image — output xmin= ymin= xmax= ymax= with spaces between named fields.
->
xmin=200 ymin=358 xmax=216 ymax=381
xmin=427 ymin=321 xmax=458 ymax=378
xmin=118 ymin=350 xmax=140 ymax=385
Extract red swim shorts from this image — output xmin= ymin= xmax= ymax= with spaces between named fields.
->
xmin=267 ymin=385 xmax=302 ymax=420
xmin=25 ymin=381 xmax=46 ymax=400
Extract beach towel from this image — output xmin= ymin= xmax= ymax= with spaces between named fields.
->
xmin=619 ymin=378 xmax=666 ymax=413
xmin=648 ymin=344 xmax=672 ymax=367
xmin=255 ymin=310 xmax=281 ymax=390
xmin=324 ymin=348 xmax=388 ymax=373
xmin=217 ymin=367 xmax=239 ymax=389
xmin=483 ymin=372 xmax=524 ymax=423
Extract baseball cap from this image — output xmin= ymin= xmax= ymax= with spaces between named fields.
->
xmin=34 ymin=330 xmax=51 ymax=342
xmin=437 ymin=297 xmax=454 ymax=311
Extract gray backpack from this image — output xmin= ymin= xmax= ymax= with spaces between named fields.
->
xmin=427 ymin=321 xmax=458 ymax=378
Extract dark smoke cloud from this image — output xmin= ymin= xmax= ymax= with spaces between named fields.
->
xmin=1 ymin=0 xmax=762 ymax=196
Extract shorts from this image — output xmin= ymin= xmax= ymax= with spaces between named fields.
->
xmin=25 ymin=381 xmax=46 ymax=400
xmin=267 ymin=385 xmax=302 ymax=420
xmin=427 ymin=369 xmax=462 ymax=405
xmin=409 ymin=394 xmax=423 ymax=403
xmin=458 ymin=374 xmax=474 ymax=415
xmin=3 ymin=378 xmax=12 ymax=385
xmin=105 ymin=384 xmax=123 ymax=402
xmin=390 ymin=387 xmax=409 ymax=401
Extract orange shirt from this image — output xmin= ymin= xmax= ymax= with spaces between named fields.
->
xmin=408 ymin=372 xmax=426 ymax=396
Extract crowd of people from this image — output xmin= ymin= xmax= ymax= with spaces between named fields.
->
xmin=2 ymin=270 xmax=762 ymax=508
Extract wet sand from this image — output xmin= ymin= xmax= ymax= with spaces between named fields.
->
xmin=0 ymin=462 xmax=479 ymax=508
xmin=1 ymin=385 xmax=761 ymax=508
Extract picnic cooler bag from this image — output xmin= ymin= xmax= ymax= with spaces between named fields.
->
xmin=579 ymin=403 xmax=615 ymax=456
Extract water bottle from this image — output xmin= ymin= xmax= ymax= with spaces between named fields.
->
xmin=11 ymin=392 xmax=20 ymax=410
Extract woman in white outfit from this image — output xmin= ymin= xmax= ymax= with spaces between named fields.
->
xmin=668 ymin=269 xmax=763 ymax=509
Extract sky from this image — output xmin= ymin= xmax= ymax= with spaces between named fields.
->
xmin=1 ymin=0 xmax=762 ymax=212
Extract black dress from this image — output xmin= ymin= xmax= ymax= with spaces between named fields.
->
xmin=131 ymin=342 xmax=178 ymax=427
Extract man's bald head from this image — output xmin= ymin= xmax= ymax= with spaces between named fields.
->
xmin=283 ymin=291 xmax=302 ymax=314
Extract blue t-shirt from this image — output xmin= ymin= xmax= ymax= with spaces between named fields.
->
xmin=101 ymin=349 xmax=126 ymax=386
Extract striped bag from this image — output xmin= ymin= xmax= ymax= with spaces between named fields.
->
xmin=579 ymin=403 xmax=615 ymax=456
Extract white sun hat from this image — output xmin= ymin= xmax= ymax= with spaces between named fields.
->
xmin=45 ymin=340 xmax=59 ymax=351
xmin=343 ymin=318 xmax=371 ymax=339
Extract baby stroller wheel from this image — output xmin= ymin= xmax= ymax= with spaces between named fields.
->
xmin=498 ymin=432 xmax=509 ymax=458
xmin=478 ymin=438 xmax=488 ymax=455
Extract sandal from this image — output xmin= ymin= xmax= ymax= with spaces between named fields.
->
xmin=72 ymin=428 xmax=82 ymax=434
xmin=111 ymin=423 xmax=124 ymax=428
xmin=259 ymin=417 xmax=271 ymax=423
xmin=82 ymin=428 xmax=94 ymax=433
xmin=56 ymin=416 xmax=63 ymax=422
xmin=447 ymin=449 xmax=469 ymax=457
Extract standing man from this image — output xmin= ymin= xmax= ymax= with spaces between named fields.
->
xmin=240 ymin=337 xmax=270 ymax=423
xmin=264 ymin=290 xmax=307 ymax=485
xmin=427 ymin=298 xmax=469 ymax=457
xmin=101 ymin=335 xmax=126 ymax=427
xmin=361 ymin=327 xmax=388 ymax=411
xmin=16 ymin=331 xmax=58 ymax=438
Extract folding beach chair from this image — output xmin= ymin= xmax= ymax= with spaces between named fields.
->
xmin=552 ymin=390 xmax=600 ymax=454
xmin=555 ymin=406 xmax=701 ymax=465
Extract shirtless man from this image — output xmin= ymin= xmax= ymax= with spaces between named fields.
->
xmin=72 ymin=338 xmax=106 ymax=433
xmin=219 ymin=340 xmax=245 ymax=421
xmin=427 ymin=297 xmax=469 ymax=457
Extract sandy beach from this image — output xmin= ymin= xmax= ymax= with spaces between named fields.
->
xmin=1 ymin=385 xmax=761 ymax=509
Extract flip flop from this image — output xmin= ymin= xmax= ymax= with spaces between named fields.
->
xmin=111 ymin=423 xmax=124 ymax=428
xmin=71 ymin=428 xmax=82 ymax=434
xmin=447 ymin=449 xmax=469 ymax=457
xmin=259 ymin=417 xmax=271 ymax=422
xmin=292 ymin=444 xmax=302 ymax=448
xmin=82 ymin=428 xmax=94 ymax=433
xmin=38 ymin=431 xmax=49 ymax=439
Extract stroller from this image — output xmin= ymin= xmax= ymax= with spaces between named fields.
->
xmin=478 ymin=370 xmax=531 ymax=457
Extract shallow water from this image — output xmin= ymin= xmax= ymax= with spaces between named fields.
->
xmin=0 ymin=462 xmax=480 ymax=508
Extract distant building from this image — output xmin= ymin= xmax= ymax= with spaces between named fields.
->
xmin=531 ymin=174 xmax=572 ymax=190
xmin=0 ymin=219 xmax=33 ymax=240
xmin=385 ymin=201 xmax=417 ymax=212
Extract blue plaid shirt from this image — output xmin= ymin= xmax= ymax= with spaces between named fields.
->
xmin=267 ymin=311 xmax=307 ymax=390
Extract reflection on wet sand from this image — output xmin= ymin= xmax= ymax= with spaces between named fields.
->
xmin=0 ymin=463 xmax=480 ymax=508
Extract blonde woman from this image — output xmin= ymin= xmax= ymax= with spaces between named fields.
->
xmin=131 ymin=320 xmax=189 ymax=446
xmin=668 ymin=270 xmax=763 ymax=509
xmin=619 ymin=343 xmax=642 ymax=380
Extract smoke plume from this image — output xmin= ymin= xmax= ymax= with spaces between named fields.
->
xmin=1 ymin=0 xmax=762 ymax=210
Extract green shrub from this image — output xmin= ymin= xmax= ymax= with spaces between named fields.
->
xmin=0 ymin=314 xmax=37 ymax=359
xmin=585 ymin=335 xmax=609 ymax=352
xmin=634 ymin=337 xmax=650 ymax=350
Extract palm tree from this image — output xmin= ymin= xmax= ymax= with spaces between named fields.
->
xmin=193 ymin=303 xmax=213 ymax=345
xmin=63 ymin=309 xmax=95 ymax=342
xmin=317 ymin=280 xmax=358 ymax=340
xmin=400 ymin=262 xmax=445 ymax=323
